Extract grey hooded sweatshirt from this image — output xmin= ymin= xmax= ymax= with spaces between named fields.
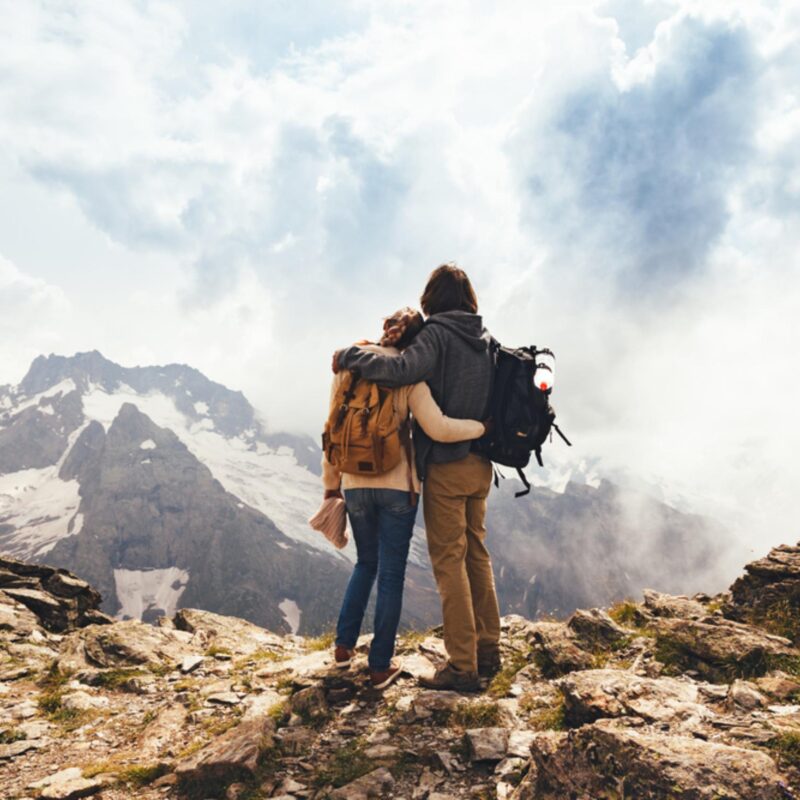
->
xmin=337 ymin=310 xmax=493 ymax=479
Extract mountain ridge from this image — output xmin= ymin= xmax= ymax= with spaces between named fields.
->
xmin=0 ymin=351 xmax=744 ymax=635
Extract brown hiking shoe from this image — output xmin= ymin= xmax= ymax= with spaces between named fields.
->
xmin=334 ymin=645 xmax=355 ymax=669
xmin=477 ymin=646 xmax=502 ymax=679
xmin=419 ymin=662 xmax=480 ymax=693
xmin=370 ymin=663 xmax=402 ymax=690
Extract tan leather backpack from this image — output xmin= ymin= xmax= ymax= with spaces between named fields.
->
xmin=322 ymin=371 xmax=409 ymax=477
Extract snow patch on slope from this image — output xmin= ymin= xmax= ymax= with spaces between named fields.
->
xmin=0 ymin=423 xmax=88 ymax=557
xmin=114 ymin=567 xmax=190 ymax=620
xmin=81 ymin=386 xmax=337 ymax=556
xmin=2 ymin=379 xmax=77 ymax=420
xmin=279 ymin=599 xmax=302 ymax=634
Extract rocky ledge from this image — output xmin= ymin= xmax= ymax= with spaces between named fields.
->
xmin=2 ymin=545 xmax=800 ymax=799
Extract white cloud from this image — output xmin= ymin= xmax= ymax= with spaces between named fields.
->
xmin=0 ymin=0 xmax=798 ymax=552
xmin=0 ymin=255 xmax=71 ymax=382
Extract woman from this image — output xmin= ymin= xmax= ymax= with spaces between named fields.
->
xmin=322 ymin=308 xmax=487 ymax=690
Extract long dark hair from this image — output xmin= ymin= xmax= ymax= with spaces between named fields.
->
xmin=420 ymin=263 xmax=478 ymax=317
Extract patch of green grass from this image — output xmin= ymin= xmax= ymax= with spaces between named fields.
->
xmin=139 ymin=709 xmax=157 ymax=727
xmin=93 ymin=668 xmax=148 ymax=691
xmin=205 ymin=644 xmax=233 ymax=658
xmin=756 ymin=597 xmax=800 ymax=645
xmin=37 ymin=689 xmax=94 ymax=731
xmin=487 ymin=649 xmax=529 ymax=698
xmin=654 ymin=632 xmax=800 ymax=681
xmin=37 ymin=688 xmax=65 ymax=716
xmin=450 ymin=699 xmax=502 ymax=728
xmin=608 ymin=600 xmax=640 ymax=627
xmin=312 ymin=739 xmax=373 ymax=789
xmin=388 ymin=751 xmax=418 ymax=780
xmin=306 ymin=632 xmax=335 ymax=652
xmin=705 ymin=598 xmax=725 ymax=614
xmin=768 ymin=732 xmax=800 ymax=770
xmin=82 ymin=759 xmax=119 ymax=778
xmin=0 ymin=727 xmax=27 ymax=744
xmin=529 ymin=698 xmax=566 ymax=731
xmin=530 ymin=647 xmax=567 ymax=679
xmin=38 ymin=661 xmax=74 ymax=691
xmin=295 ymin=702 xmax=330 ymax=730
xmin=175 ymin=739 xmax=206 ymax=760
xmin=519 ymin=691 xmax=567 ymax=731
xmin=397 ymin=628 xmax=431 ymax=650
xmin=233 ymin=649 xmax=285 ymax=670
xmin=201 ymin=712 xmax=242 ymax=736
xmin=267 ymin=700 xmax=289 ymax=728
xmin=117 ymin=763 xmax=170 ymax=787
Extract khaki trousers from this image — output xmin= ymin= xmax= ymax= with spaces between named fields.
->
xmin=423 ymin=453 xmax=501 ymax=672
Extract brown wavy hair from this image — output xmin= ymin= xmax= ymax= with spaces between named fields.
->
xmin=380 ymin=307 xmax=425 ymax=350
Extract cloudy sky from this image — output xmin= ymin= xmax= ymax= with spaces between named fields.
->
xmin=1 ymin=0 xmax=798 ymax=549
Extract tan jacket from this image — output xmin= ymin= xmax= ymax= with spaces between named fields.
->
xmin=322 ymin=345 xmax=485 ymax=493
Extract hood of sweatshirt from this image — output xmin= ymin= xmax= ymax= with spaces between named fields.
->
xmin=426 ymin=310 xmax=490 ymax=352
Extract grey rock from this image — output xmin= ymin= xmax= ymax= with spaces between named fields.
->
xmin=174 ymin=716 xmax=276 ymax=789
xmin=651 ymin=615 xmax=800 ymax=681
xmin=329 ymin=766 xmax=394 ymax=799
xmin=728 ymin=679 xmax=768 ymax=710
xmin=60 ymin=691 xmax=109 ymax=712
xmin=0 ymin=738 xmax=44 ymax=761
xmin=643 ymin=589 xmax=708 ymax=620
xmin=465 ymin=727 xmax=509 ymax=762
xmin=558 ymin=668 xmax=711 ymax=730
xmin=531 ymin=719 xmax=791 ymax=799
xmin=289 ymin=685 xmax=328 ymax=723
xmin=526 ymin=621 xmax=593 ymax=677
xmin=180 ymin=654 xmax=205 ymax=673
xmin=27 ymin=767 xmax=105 ymax=799
xmin=567 ymin=608 xmax=629 ymax=648
xmin=57 ymin=618 xmax=193 ymax=670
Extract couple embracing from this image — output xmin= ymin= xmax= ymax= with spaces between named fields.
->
xmin=321 ymin=264 xmax=501 ymax=693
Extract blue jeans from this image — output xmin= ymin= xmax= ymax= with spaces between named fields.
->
xmin=336 ymin=488 xmax=417 ymax=671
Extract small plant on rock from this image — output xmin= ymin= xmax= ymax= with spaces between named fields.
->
xmin=306 ymin=632 xmax=335 ymax=652
xmin=487 ymin=649 xmax=530 ymax=698
xmin=608 ymin=599 xmax=640 ymax=627
xmin=117 ymin=763 xmax=170 ymax=788
xmin=312 ymin=739 xmax=373 ymax=789
xmin=0 ymin=727 xmax=26 ymax=744
xmin=450 ymin=699 xmax=502 ymax=728
xmin=520 ymin=693 xmax=566 ymax=731
xmin=93 ymin=668 xmax=148 ymax=691
xmin=767 ymin=732 xmax=800 ymax=770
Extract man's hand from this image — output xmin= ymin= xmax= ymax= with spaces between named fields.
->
xmin=324 ymin=488 xmax=343 ymax=500
xmin=481 ymin=418 xmax=494 ymax=437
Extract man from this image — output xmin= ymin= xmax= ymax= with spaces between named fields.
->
xmin=334 ymin=264 xmax=501 ymax=691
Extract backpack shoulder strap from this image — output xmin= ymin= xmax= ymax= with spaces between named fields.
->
xmin=514 ymin=467 xmax=532 ymax=497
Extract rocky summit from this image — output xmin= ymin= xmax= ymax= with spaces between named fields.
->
xmin=3 ymin=545 xmax=800 ymax=800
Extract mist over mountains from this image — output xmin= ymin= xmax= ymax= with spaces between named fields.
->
xmin=0 ymin=351 xmax=740 ymax=633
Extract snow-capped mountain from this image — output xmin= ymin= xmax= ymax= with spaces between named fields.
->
xmin=0 ymin=351 xmax=740 ymax=633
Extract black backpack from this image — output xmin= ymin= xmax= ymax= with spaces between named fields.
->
xmin=474 ymin=342 xmax=571 ymax=497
